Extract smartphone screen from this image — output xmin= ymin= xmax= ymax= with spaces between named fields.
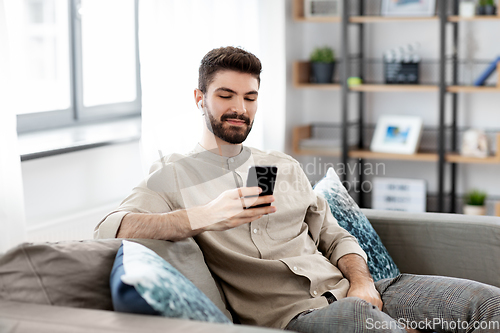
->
xmin=246 ymin=166 xmax=278 ymax=208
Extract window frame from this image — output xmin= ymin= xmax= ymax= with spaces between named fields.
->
xmin=16 ymin=0 xmax=142 ymax=134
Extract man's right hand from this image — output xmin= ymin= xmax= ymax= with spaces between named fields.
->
xmin=117 ymin=187 xmax=276 ymax=241
xmin=190 ymin=187 xmax=276 ymax=232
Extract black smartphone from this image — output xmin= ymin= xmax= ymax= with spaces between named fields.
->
xmin=245 ymin=166 xmax=278 ymax=208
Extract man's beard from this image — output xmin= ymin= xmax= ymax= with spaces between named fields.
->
xmin=205 ymin=108 xmax=253 ymax=144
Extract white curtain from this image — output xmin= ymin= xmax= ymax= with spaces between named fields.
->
xmin=138 ymin=0 xmax=286 ymax=172
xmin=0 ymin=0 xmax=26 ymax=253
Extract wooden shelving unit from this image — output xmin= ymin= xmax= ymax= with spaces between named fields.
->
xmin=292 ymin=62 xmax=341 ymax=89
xmin=349 ymin=84 xmax=438 ymax=92
xmin=350 ymin=16 xmax=438 ymax=23
xmin=291 ymin=0 xmax=500 ymax=212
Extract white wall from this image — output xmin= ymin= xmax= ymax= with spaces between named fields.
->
xmin=22 ymin=142 xmax=143 ymax=241
xmin=284 ymin=3 xmax=500 ymax=213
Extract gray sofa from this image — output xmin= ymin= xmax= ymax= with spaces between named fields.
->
xmin=1 ymin=209 xmax=499 ymax=333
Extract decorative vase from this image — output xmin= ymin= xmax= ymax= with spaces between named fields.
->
xmin=463 ymin=204 xmax=486 ymax=216
xmin=310 ymin=62 xmax=335 ymax=84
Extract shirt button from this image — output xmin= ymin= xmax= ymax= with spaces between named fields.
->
xmin=229 ymin=158 xmax=234 ymax=163
xmin=293 ymin=266 xmax=298 ymax=271
xmin=253 ymin=229 xmax=258 ymax=234
xmin=313 ymin=290 xmax=318 ymax=296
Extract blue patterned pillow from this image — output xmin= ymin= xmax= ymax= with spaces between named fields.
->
xmin=110 ymin=240 xmax=231 ymax=324
xmin=313 ymin=168 xmax=400 ymax=281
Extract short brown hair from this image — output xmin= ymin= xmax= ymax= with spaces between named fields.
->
xmin=198 ymin=46 xmax=262 ymax=94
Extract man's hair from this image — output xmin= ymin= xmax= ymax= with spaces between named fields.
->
xmin=198 ymin=46 xmax=262 ymax=94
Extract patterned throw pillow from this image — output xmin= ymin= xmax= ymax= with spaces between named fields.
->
xmin=110 ymin=240 xmax=232 ymax=324
xmin=313 ymin=168 xmax=400 ymax=281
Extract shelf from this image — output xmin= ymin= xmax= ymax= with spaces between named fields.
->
xmin=293 ymin=62 xmax=341 ymax=90
xmin=350 ymin=16 xmax=438 ymax=23
xmin=446 ymin=154 xmax=500 ymax=164
xmin=349 ymin=84 xmax=438 ymax=92
xmin=447 ymin=86 xmax=500 ymax=93
xmin=292 ymin=0 xmax=341 ymax=23
xmin=449 ymin=15 xmax=500 ymax=22
xmin=349 ymin=150 xmax=438 ymax=162
xmin=295 ymin=16 xmax=341 ymax=23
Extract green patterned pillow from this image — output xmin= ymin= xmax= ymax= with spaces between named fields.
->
xmin=110 ymin=240 xmax=231 ymax=323
xmin=313 ymin=168 xmax=400 ymax=281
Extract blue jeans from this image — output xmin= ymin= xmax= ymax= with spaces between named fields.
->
xmin=285 ymin=274 xmax=500 ymax=333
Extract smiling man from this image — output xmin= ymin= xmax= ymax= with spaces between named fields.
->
xmin=95 ymin=47 xmax=500 ymax=333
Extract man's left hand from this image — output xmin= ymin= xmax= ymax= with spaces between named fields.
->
xmin=337 ymin=253 xmax=383 ymax=311
xmin=347 ymin=281 xmax=383 ymax=311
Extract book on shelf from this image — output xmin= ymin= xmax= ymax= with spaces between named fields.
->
xmin=473 ymin=56 xmax=500 ymax=86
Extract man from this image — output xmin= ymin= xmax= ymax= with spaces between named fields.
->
xmin=95 ymin=47 xmax=500 ymax=332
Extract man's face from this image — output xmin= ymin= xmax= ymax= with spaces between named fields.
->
xmin=202 ymin=70 xmax=259 ymax=144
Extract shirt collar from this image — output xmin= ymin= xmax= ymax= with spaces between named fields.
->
xmin=191 ymin=143 xmax=252 ymax=169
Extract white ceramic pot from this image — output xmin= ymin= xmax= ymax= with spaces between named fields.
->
xmin=463 ymin=204 xmax=486 ymax=216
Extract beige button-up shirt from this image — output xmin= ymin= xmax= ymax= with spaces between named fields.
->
xmin=94 ymin=145 xmax=367 ymax=329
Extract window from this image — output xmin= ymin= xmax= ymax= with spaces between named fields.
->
xmin=8 ymin=0 xmax=141 ymax=133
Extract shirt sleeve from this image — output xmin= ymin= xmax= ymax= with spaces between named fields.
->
xmin=310 ymin=193 xmax=367 ymax=266
xmin=298 ymin=165 xmax=367 ymax=266
xmin=94 ymin=162 xmax=175 ymax=239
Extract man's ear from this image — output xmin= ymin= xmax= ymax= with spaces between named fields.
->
xmin=194 ymin=88 xmax=203 ymax=108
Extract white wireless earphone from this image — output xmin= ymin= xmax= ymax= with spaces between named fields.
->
xmin=197 ymin=100 xmax=204 ymax=115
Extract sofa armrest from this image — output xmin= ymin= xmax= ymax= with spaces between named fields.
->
xmin=362 ymin=209 xmax=500 ymax=288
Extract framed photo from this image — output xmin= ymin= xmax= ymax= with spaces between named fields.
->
xmin=370 ymin=115 xmax=423 ymax=154
xmin=381 ymin=0 xmax=436 ymax=17
xmin=372 ymin=177 xmax=426 ymax=213
xmin=304 ymin=0 xmax=341 ymax=17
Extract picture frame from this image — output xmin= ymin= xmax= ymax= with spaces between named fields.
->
xmin=304 ymin=0 xmax=341 ymax=17
xmin=381 ymin=0 xmax=436 ymax=17
xmin=370 ymin=115 xmax=423 ymax=154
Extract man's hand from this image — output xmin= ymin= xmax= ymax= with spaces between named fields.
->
xmin=192 ymin=187 xmax=276 ymax=231
xmin=337 ymin=253 xmax=383 ymax=311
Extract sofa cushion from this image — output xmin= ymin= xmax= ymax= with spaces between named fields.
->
xmin=111 ymin=240 xmax=231 ymax=323
xmin=314 ymin=168 xmax=400 ymax=281
xmin=0 ymin=238 xmax=231 ymax=319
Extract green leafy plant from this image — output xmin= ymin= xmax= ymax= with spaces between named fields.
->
xmin=464 ymin=189 xmax=487 ymax=206
xmin=310 ymin=46 xmax=335 ymax=63
xmin=479 ymin=0 xmax=495 ymax=6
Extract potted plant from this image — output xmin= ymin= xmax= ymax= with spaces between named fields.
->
xmin=463 ymin=189 xmax=487 ymax=215
xmin=310 ymin=46 xmax=335 ymax=84
xmin=477 ymin=0 xmax=497 ymax=15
